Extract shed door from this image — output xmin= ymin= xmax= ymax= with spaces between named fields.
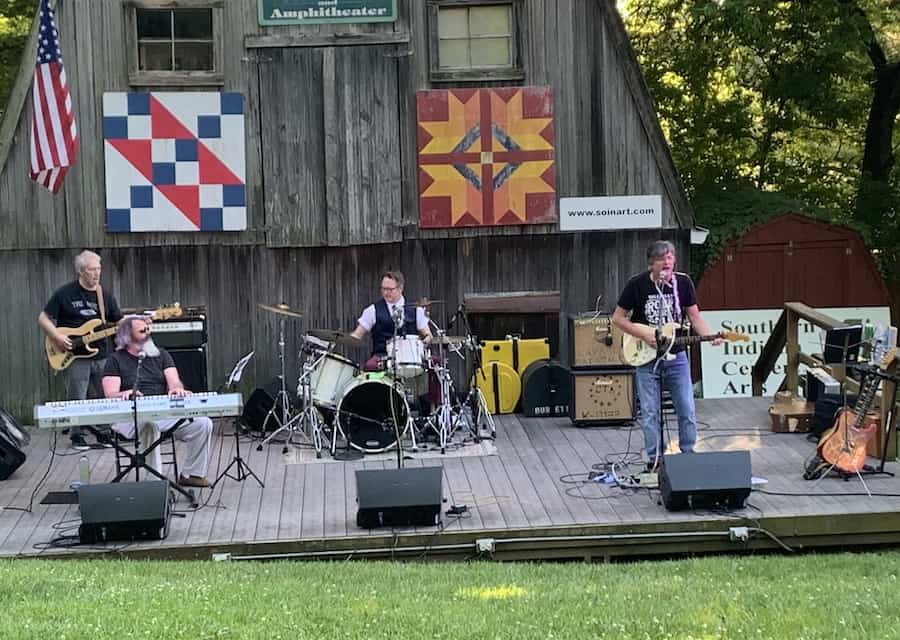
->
xmin=258 ymin=46 xmax=403 ymax=247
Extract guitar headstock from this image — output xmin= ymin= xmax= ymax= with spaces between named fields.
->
xmin=150 ymin=303 xmax=183 ymax=321
xmin=878 ymin=347 xmax=896 ymax=371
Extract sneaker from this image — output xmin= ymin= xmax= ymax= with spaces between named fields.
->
xmin=70 ymin=434 xmax=90 ymax=451
xmin=178 ymin=475 xmax=211 ymax=488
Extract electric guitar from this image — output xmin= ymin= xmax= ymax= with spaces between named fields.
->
xmin=813 ymin=348 xmax=896 ymax=475
xmin=45 ymin=304 xmax=182 ymax=372
xmin=621 ymin=322 xmax=749 ymax=367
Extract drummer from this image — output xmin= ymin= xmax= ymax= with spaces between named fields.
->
xmin=351 ymin=270 xmax=432 ymax=371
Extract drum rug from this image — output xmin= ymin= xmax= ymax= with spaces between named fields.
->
xmin=281 ymin=434 xmax=498 ymax=465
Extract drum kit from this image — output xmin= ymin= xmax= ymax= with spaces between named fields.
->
xmin=253 ymin=299 xmax=495 ymax=459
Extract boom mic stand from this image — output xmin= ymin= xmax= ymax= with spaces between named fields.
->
xmin=213 ymin=352 xmax=263 ymax=489
xmin=390 ymin=306 xmax=406 ymax=469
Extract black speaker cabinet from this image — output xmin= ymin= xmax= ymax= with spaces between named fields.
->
xmin=569 ymin=368 xmax=635 ymax=425
xmin=659 ymin=451 xmax=752 ymax=511
xmin=78 ymin=481 xmax=171 ymax=543
xmin=169 ymin=347 xmax=208 ymax=392
xmin=0 ymin=407 xmax=27 ymax=480
xmin=241 ymin=380 xmax=289 ymax=432
xmin=356 ymin=467 xmax=443 ymax=529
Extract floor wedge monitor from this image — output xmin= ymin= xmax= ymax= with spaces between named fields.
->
xmin=659 ymin=451 xmax=752 ymax=511
xmin=356 ymin=467 xmax=443 ymax=529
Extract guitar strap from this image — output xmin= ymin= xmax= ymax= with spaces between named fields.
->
xmin=96 ymin=285 xmax=107 ymax=324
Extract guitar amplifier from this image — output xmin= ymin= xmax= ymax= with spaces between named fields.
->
xmin=151 ymin=314 xmax=207 ymax=349
xmin=569 ymin=368 xmax=635 ymax=426
xmin=569 ymin=314 xmax=626 ymax=368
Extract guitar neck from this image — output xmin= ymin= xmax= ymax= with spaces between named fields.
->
xmin=673 ymin=333 xmax=717 ymax=346
xmin=77 ymin=324 xmax=118 ymax=346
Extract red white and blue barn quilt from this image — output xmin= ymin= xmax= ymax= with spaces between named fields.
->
xmin=103 ymin=92 xmax=246 ymax=232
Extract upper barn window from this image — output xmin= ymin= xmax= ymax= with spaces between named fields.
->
xmin=429 ymin=1 xmax=524 ymax=82
xmin=127 ymin=1 xmax=224 ymax=86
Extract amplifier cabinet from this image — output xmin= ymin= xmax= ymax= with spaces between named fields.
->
xmin=151 ymin=318 xmax=207 ymax=349
xmin=569 ymin=368 xmax=635 ymax=426
xmin=569 ymin=314 xmax=626 ymax=368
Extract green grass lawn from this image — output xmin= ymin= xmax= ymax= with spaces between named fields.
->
xmin=2 ymin=552 xmax=899 ymax=639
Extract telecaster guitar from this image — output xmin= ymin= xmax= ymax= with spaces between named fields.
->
xmin=45 ymin=304 xmax=182 ymax=371
xmin=621 ymin=322 xmax=749 ymax=367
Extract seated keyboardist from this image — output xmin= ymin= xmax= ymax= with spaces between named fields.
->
xmin=101 ymin=315 xmax=213 ymax=488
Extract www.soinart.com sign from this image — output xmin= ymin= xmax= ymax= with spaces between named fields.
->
xmin=259 ymin=0 xmax=397 ymax=25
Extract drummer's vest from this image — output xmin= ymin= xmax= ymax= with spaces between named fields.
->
xmin=372 ymin=299 xmax=417 ymax=356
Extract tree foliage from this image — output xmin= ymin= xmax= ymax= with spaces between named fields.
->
xmin=624 ymin=0 xmax=900 ymax=284
xmin=0 ymin=0 xmax=33 ymax=120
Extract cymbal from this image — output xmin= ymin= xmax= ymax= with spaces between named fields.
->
xmin=307 ymin=328 xmax=364 ymax=348
xmin=405 ymin=298 xmax=445 ymax=307
xmin=258 ymin=303 xmax=304 ymax=319
xmin=429 ymin=335 xmax=467 ymax=345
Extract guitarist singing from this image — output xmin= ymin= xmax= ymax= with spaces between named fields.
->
xmin=37 ymin=250 xmax=123 ymax=450
xmin=612 ymin=240 xmax=722 ymax=472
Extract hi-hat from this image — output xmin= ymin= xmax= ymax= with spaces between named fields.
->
xmin=405 ymin=298 xmax=445 ymax=307
xmin=258 ymin=303 xmax=304 ymax=319
xmin=308 ymin=328 xmax=364 ymax=348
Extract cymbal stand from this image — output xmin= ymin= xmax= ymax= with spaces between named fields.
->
xmin=454 ymin=309 xmax=496 ymax=440
xmin=257 ymin=319 xmax=325 ymax=455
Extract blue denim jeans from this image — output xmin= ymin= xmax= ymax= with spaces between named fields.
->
xmin=634 ymin=350 xmax=696 ymax=460
xmin=63 ymin=357 xmax=107 ymax=438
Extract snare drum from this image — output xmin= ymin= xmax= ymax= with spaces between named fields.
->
xmin=306 ymin=353 xmax=357 ymax=408
xmin=336 ymin=377 xmax=409 ymax=453
xmin=386 ymin=335 xmax=427 ymax=378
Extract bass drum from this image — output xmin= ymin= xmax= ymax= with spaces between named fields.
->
xmin=336 ymin=378 xmax=409 ymax=453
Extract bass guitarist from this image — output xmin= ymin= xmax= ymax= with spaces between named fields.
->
xmin=612 ymin=240 xmax=722 ymax=471
xmin=38 ymin=250 xmax=123 ymax=450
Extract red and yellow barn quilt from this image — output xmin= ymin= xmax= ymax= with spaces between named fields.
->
xmin=417 ymin=87 xmax=556 ymax=228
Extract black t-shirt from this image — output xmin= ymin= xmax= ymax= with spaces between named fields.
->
xmin=103 ymin=349 xmax=176 ymax=396
xmin=617 ymin=271 xmax=698 ymax=353
xmin=44 ymin=281 xmax=123 ymax=358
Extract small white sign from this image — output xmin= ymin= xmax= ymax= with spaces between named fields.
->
xmin=700 ymin=306 xmax=891 ymax=398
xmin=559 ymin=195 xmax=662 ymax=231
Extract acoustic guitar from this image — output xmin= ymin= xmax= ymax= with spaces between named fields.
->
xmin=621 ymin=322 xmax=749 ymax=367
xmin=812 ymin=348 xmax=896 ymax=476
xmin=45 ymin=304 xmax=182 ymax=371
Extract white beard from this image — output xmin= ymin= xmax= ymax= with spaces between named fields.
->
xmin=141 ymin=338 xmax=161 ymax=358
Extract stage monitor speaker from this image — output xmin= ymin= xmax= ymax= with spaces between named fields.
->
xmin=0 ymin=408 xmax=26 ymax=480
xmin=569 ymin=368 xmax=635 ymax=425
xmin=659 ymin=451 xmax=752 ymax=511
xmin=78 ymin=480 xmax=171 ymax=544
xmin=241 ymin=380 xmax=288 ymax=432
xmin=169 ymin=347 xmax=208 ymax=393
xmin=356 ymin=467 xmax=443 ymax=529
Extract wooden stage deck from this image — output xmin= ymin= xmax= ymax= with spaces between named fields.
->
xmin=3 ymin=396 xmax=900 ymax=561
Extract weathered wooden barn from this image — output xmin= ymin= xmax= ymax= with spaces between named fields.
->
xmin=0 ymin=0 xmax=695 ymax=421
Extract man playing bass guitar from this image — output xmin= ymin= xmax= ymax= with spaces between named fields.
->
xmin=38 ymin=250 xmax=123 ymax=450
xmin=612 ymin=240 xmax=723 ymax=472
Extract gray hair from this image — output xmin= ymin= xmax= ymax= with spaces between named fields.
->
xmin=646 ymin=240 xmax=676 ymax=265
xmin=74 ymin=250 xmax=101 ymax=274
xmin=114 ymin=315 xmax=148 ymax=350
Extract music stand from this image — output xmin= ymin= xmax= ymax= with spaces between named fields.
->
xmin=212 ymin=352 xmax=264 ymax=489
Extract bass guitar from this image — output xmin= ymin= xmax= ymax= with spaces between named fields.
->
xmin=621 ymin=322 xmax=749 ymax=367
xmin=45 ymin=304 xmax=182 ymax=372
xmin=808 ymin=348 xmax=896 ymax=477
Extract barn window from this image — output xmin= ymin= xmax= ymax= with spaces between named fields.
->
xmin=127 ymin=1 xmax=224 ymax=86
xmin=428 ymin=1 xmax=524 ymax=82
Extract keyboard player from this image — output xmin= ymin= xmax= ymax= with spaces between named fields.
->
xmin=102 ymin=315 xmax=213 ymax=488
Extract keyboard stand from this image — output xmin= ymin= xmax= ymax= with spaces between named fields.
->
xmin=91 ymin=421 xmax=198 ymax=507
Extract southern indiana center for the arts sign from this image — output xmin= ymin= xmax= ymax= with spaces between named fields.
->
xmin=259 ymin=0 xmax=397 ymax=25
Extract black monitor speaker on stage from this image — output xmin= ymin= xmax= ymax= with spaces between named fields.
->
xmin=78 ymin=481 xmax=171 ymax=544
xmin=0 ymin=408 xmax=27 ymax=480
xmin=659 ymin=451 xmax=751 ymax=511
xmin=356 ymin=467 xmax=443 ymax=529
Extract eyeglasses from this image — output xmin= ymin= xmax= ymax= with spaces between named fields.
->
xmin=381 ymin=286 xmax=399 ymax=292
xmin=137 ymin=328 xmax=150 ymax=335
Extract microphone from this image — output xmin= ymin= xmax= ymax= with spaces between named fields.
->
xmin=447 ymin=302 xmax=465 ymax=329
xmin=392 ymin=305 xmax=403 ymax=329
xmin=138 ymin=350 xmax=147 ymax=362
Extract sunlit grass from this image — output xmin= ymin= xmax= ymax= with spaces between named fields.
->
xmin=2 ymin=553 xmax=900 ymax=638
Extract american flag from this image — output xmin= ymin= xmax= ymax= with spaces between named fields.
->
xmin=29 ymin=0 xmax=78 ymax=194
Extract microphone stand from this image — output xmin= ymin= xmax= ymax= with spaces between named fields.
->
xmin=130 ymin=353 xmax=145 ymax=481
xmin=391 ymin=306 xmax=405 ymax=469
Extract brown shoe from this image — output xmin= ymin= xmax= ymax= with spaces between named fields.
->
xmin=178 ymin=475 xmax=210 ymax=488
